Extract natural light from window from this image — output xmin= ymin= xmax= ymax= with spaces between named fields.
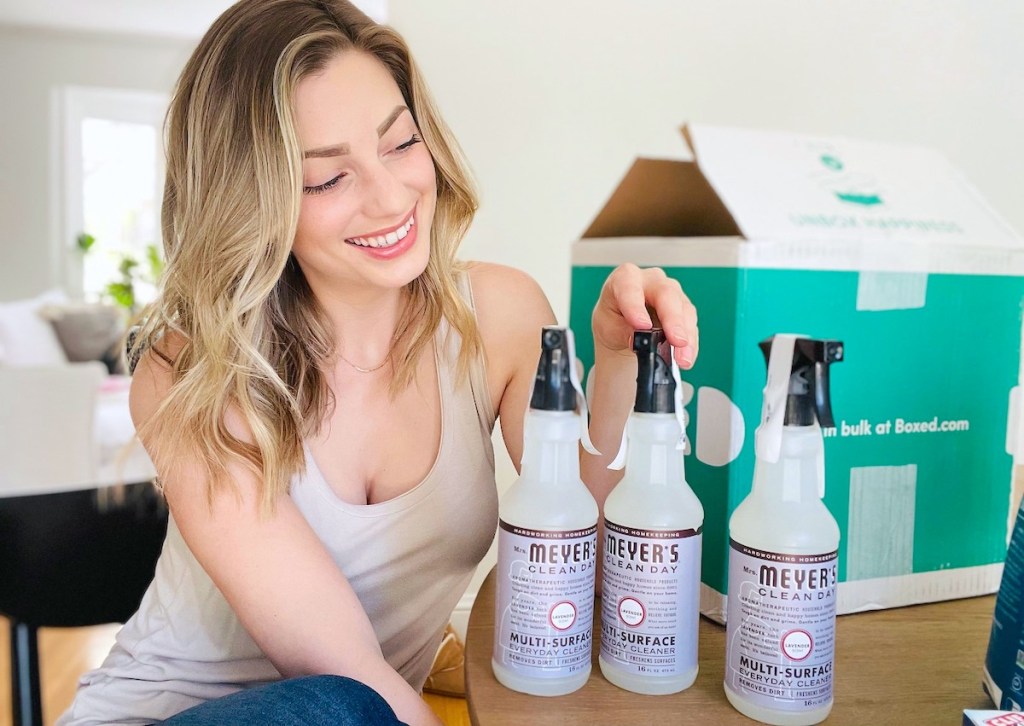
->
xmin=60 ymin=86 xmax=166 ymax=307
xmin=81 ymin=117 xmax=160 ymax=303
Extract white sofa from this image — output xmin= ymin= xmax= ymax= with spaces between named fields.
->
xmin=0 ymin=291 xmax=155 ymax=497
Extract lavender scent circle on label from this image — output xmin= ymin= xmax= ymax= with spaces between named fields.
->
xmin=617 ymin=597 xmax=646 ymax=627
xmin=781 ymin=629 xmax=813 ymax=661
xmin=549 ymin=601 xmax=578 ymax=631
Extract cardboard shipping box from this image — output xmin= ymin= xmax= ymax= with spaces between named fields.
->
xmin=568 ymin=124 xmax=1024 ymax=622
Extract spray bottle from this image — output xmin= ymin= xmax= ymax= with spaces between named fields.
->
xmin=599 ymin=328 xmax=704 ymax=694
xmin=724 ymin=334 xmax=843 ymax=726
xmin=492 ymin=326 xmax=600 ymax=696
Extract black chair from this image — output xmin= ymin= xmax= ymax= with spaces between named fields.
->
xmin=0 ymin=482 xmax=168 ymax=726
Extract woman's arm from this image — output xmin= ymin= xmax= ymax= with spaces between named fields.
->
xmin=130 ymin=348 xmax=441 ymax=726
xmin=471 ymin=262 xmax=698 ymax=489
xmin=470 ymin=262 xmax=559 ymax=472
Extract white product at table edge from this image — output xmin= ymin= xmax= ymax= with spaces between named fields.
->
xmin=599 ymin=328 xmax=704 ymax=695
xmin=724 ymin=334 xmax=843 ymax=726
xmin=492 ymin=326 xmax=599 ymax=696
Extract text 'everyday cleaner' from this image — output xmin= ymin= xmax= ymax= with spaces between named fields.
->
xmin=492 ymin=326 xmax=599 ymax=696
xmin=725 ymin=335 xmax=843 ymax=725
xmin=599 ymin=328 xmax=704 ymax=695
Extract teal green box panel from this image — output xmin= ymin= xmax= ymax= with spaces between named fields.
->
xmin=570 ymin=265 xmax=1024 ymax=597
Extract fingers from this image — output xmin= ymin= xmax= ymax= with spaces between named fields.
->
xmin=646 ymin=273 xmax=699 ymax=368
xmin=598 ymin=264 xmax=700 ymax=368
xmin=607 ymin=264 xmax=652 ymax=330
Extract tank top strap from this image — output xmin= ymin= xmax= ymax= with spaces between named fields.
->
xmin=449 ymin=268 xmax=496 ymax=435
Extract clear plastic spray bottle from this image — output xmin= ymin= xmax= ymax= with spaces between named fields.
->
xmin=492 ymin=326 xmax=600 ymax=696
xmin=599 ymin=328 xmax=704 ymax=694
xmin=724 ymin=335 xmax=844 ymax=725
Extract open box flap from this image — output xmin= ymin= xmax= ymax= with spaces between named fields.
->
xmin=580 ymin=123 xmax=1021 ymax=249
xmin=582 ymin=157 xmax=741 ymax=240
xmin=685 ymin=123 xmax=1022 ymax=249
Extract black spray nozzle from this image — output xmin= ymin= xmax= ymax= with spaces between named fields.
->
xmin=530 ymin=326 xmax=576 ymax=412
xmin=633 ymin=328 xmax=675 ymax=413
xmin=759 ymin=336 xmax=844 ymax=427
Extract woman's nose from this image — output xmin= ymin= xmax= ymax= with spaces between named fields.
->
xmin=361 ymin=161 xmax=410 ymax=219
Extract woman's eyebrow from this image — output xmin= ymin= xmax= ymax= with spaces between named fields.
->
xmin=304 ymin=143 xmax=349 ymax=159
xmin=377 ymin=105 xmax=409 ymax=137
xmin=303 ymin=106 xmax=410 ymax=159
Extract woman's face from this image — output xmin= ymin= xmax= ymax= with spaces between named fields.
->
xmin=291 ymin=51 xmax=437 ymax=296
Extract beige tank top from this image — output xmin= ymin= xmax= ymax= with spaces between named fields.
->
xmin=58 ymin=274 xmax=499 ymax=726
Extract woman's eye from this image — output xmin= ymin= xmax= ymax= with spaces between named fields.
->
xmin=303 ymin=173 xmax=345 ymax=195
xmin=395 ymin=133 xmax=422 ymax=152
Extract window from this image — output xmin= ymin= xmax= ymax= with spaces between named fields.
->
xmin=58 ymin=86 xmax=168 ymax=303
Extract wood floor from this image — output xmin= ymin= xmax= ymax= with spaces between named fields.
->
xmin=0 ymin=616 xmax=470 ymax=726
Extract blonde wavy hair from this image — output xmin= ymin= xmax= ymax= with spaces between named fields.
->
xmin=131 ymin=0 xmax=482 ymax=512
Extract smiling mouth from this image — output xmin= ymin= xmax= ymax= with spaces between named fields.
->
xmin=344 ymin=212 xmax=415 ymax=249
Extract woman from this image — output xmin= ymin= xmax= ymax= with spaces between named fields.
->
xmin=59 ymin=1 xmax=698 ymax=724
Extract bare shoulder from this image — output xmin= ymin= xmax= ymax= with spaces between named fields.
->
xmin=465 ymin=262 xmax=556 ymax=410
xmin=129 ymin=331 xmax=186 ymax=432
xmin=129 ymin=330 xmax=252 ymax=449
xmin=466 ymin=262 xmax=554 ymax=339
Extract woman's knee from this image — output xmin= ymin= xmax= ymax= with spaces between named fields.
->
xmin=160 ymin=675 xmax=404 ymax=725
xmin=288 ymin=675 xmax=404 ymax=724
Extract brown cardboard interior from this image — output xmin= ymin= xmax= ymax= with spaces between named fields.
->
xmin=582 ymin=158 xmax=741 ymax=240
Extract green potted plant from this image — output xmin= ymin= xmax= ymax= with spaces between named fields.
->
xmin=77 ymin=232 xmax=164 ymax=315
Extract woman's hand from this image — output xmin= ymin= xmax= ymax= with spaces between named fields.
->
xmin=584 ymin=264 xmax=699 ymax=597
xmin=591 ymin=263 xmax=699 ymax=369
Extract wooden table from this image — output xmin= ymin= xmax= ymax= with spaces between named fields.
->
xmin=466 ymin=568 xmax=995 ymax=725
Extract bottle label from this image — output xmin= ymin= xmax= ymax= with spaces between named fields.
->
xmin=600 ymin=519 xmax=702 ymax=677
xmin=725 ymin=539 xmax=838 ymax=712
xmin=493 ymin=520 xmax=597 ymax=678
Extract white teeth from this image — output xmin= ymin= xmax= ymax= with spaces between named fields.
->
xmin=346 ymin=214 xmax=415 ymax=248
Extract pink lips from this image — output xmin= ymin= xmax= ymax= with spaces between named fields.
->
xmin=345 ymin=208 xmax=418 ymax=261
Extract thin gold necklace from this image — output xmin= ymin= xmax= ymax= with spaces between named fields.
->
xmin=337 ymin=350 xmax=391 ymax=374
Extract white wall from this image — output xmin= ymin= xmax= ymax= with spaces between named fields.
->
xmin=0 ymin=26 xmax=190 ymax=300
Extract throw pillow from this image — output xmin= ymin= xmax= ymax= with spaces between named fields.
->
xmin=0 ymin=290 xmax=69 ymax=367
xmin=43 ymin=303 xmax=125 ymax=364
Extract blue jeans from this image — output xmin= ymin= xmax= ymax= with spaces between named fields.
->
xmin=159 ymin=675 xmax=408 ymax=725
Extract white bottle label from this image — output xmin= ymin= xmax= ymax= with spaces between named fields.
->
xmin=494 ymin=520 xmax=597 ymax=678
xmin=725 ymin=539 xmax=837 ymax=711
xmin=600 ymin=519 xmax=702 ymax=677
